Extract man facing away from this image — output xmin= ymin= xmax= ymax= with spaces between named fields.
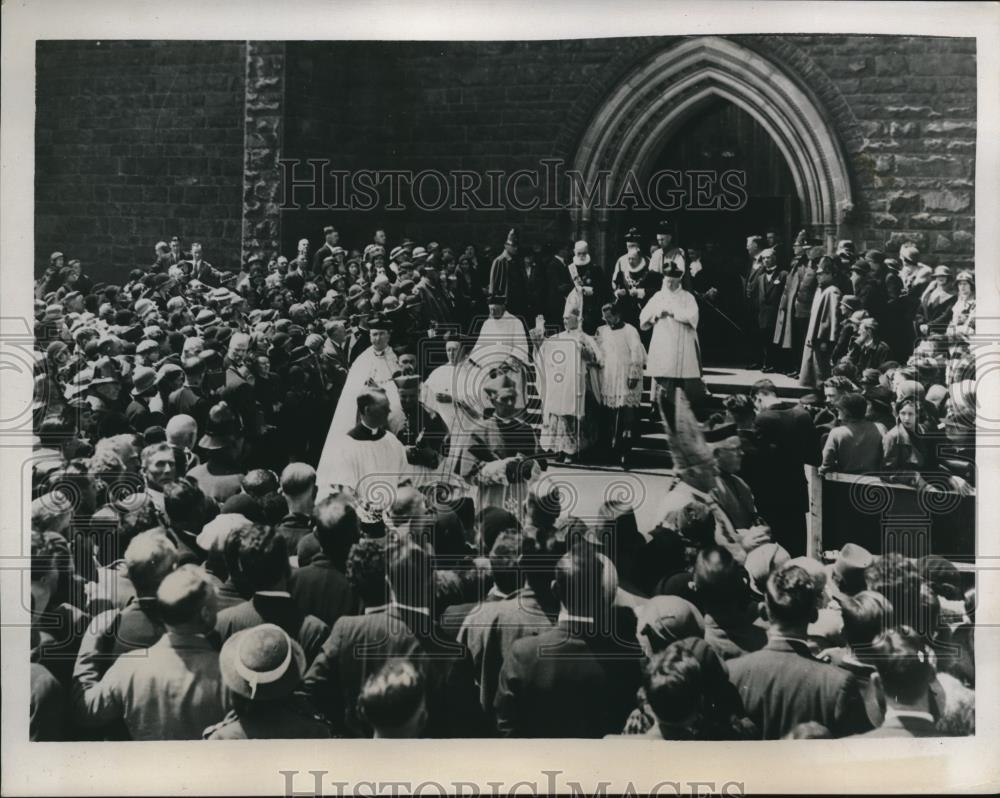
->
xmin=74 ymin=565 xmax=227 ymax=740
xmin=727 ymin=563 xmax=872 ymax=739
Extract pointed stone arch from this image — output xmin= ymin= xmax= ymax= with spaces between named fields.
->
xmin=570 ymin=36 xmax=853 ymax=261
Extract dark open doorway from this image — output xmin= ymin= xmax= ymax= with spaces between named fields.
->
xmin=609 ymin=95 xmax=802 ymax=365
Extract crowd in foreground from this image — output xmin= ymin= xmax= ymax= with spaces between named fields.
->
xmin=28 ymin=226 xmax=975 ymax=741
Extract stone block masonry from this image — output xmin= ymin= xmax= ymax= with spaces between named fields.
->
xmin=36 ymin=41 xmax=246 ymax=280
xmin=35 ymin=35 xmax=976 ymax=280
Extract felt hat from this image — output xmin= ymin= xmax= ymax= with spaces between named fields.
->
xmin=636 ymin=596 xmax=705 ymax=646
xmin=366 ymin=313 xmax=391 ymax=332
xmin=130 ymin=366 xmax=157 ymax=397
xmin=155 ymin=362 xmax=185 ymax=386
xmin=933 ymin=265 xmax=953 ymax=278
xmin=198 ymin=401 xmax=242 ymax=450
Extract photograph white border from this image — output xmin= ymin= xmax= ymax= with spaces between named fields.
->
xmin=2 ymin=1 xmax=998 ymax=794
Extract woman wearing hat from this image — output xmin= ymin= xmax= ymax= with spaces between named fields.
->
xmin=915 ymin=265 xmax=957 ymax=337
xmin=204 ymin=624 xmax=331 ymax=739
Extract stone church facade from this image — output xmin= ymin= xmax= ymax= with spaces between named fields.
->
xmin=36 ymin=35 xmax=975 ymax=280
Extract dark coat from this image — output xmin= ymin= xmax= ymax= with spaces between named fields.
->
xmin=489 ymin=252 xmax=530 ymax=321
xmin=524 ymin=260 xmax=547 ymax=323
xmin=493 ymin=616 xmax=643 ymax=738
xmin=543 ymin=256 xmax=575 ymax=326
xmin=726 ymin=637 xmax=872 ymax=739
xmin=203 ymin=702 xmax=332 ymax=739
xmin=300 ymin=605 xmax=484 ymax=737
xmin=753 ymin=401 xmax=822 ymax=514
xmin=751 ymin=268 xmax=788 ymax=331
xmin=215 ymin=593 xmax=329 ymax=666
xmin=289 ymin=554 xmax=358 ymax=628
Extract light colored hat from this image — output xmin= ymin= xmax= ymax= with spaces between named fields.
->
xmin=745 ymin=543 xmax=791 ymax=595
xmin=933 ymin=265 xmax=953 ymax=278
xmin=219 ymin=624 xmax=306 ymax=701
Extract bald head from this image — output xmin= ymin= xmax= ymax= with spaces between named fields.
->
xmin=280 ymin=462 xmax=317 ymax=498
xmin=156 ymin=564 xmax=217 ymax=631
xmin=125 ymin=530 xmax=179 ymax=597
xmin=166 ymin=414 xmax=197 ymax=448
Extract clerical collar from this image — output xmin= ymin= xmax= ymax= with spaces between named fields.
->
xmin=372 ymin=348 xmax=388 ymax=358
xmin=608 ymin=320 xmax=625 ymax=330
xmin=348 ymin=423 xmax=386 ymax=441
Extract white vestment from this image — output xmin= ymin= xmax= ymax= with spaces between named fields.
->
xmin=469 ymin=312 xmax=531 ymax=409
xmin=533 ymin=329 xmax=602 ymax=417
xmin=595 ymin=322 xmax=646 ymax=407
xmin=323 ymin=346 xmax=400 ymax=444
xmin=640 ymin=286 xmax=701 ymax=379
xmin=315 ymin=427 xmax=408 ymax=507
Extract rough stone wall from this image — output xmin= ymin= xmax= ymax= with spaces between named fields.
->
xmin=35 ymin=41 xmax=246 ymax=280
xmin=769 ymin=35 xmax=977 ymax=268
xmin=35 ymin=36 xmax=976 ymax=277
xmin=281 ymin=35 xmax=976 ymax=267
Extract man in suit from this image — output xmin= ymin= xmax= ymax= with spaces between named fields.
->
xmin=215 ymin=524 xmax=330 ymax=665
xmin=543 ymin=243 xmax=575 ymax=327
xmin=275 ymin=463 xmax=318 ymax=554
xmin=749 ymin=248 xmax=787 ymax=372
xmin=73 ymin=531 xmax=176 ymax=698
xmin=439 ymin=530 xmax=521 ymax=639
xmin=727 ymin=563 xmax=871 ymax=739
xmin=312 ymin=225 xmax=340 ymax=273
xmin=299 ymin=540 xmax=484 ymax=737
xmin=853 ymin=627 xmax=938 ymax=738
xmin=522 ymin=248 xmax=547 ymax=324
xmin=750 ymin=379 xmax=821 ymax=557
xmin=74 ymin=565 xmax=226 ymax=740
xmin=489 ymin=228 xmax=530 ymax=324
xmin=458 ymin=534 xmax=560 ymax=718
xmin=493 ymin=547 xmax=643 ymax=737
xmin=290 ymin=494 xmax=358 ymax=627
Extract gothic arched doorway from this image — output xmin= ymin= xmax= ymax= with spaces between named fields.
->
xmin=570 ymin=36 xmax=853 ymax=267
xmin=615 ymin=95 xmax=802 ymax=269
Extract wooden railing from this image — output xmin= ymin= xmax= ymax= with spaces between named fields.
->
xmin=806 ymin=467 xmax=976 ymax=561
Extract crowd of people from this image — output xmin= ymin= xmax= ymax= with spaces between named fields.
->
xmin=28 ymin=222 xmax=975 ymax=741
